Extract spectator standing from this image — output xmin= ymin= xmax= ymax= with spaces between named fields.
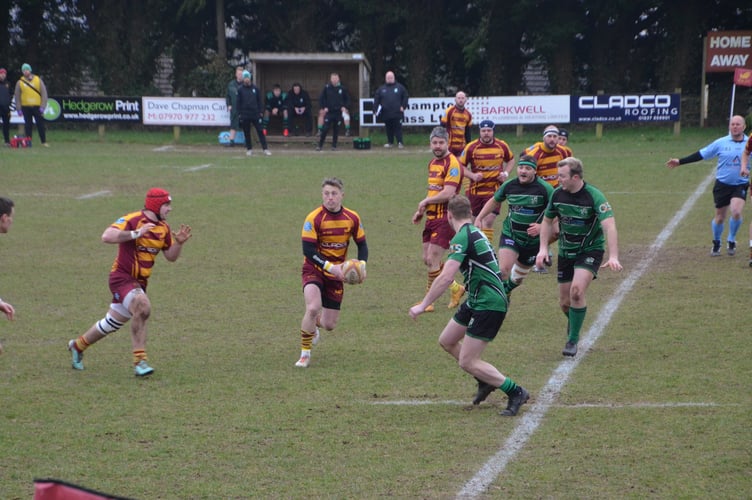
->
xmin=374 ymin=71 xmax=409 ymax=148
xmin=225 ymin=66 xmax=244 ymax=147
xmin=263 ymin=83 xmax=289 ymax=137
xmin=14 ymin=63 xmax=48 ymax=147
xmin=236 ymin=70 xmax=271 ymax=157
xmin=0 ymin=69 xmax=11 ymax=146
xmin=286 ymin=82 xmax=313 ymax=136
xmin=316 ymin=72 xmax=351 ymax=151
xmin=317 ymin=77 xmax=352 ymax=137
xmin=440 ymin=91 xmax=472 ymax=156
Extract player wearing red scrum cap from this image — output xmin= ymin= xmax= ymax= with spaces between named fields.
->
xmin=68 ymin=188 xmax=192 ymax=376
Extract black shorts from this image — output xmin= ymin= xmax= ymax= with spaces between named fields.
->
xmin=712 ymin=180 xmax=748 ymax=209
xmin=499 ymin=233 xmax=538 ymax=266
xmin=557 ymin=249 xmax=604 ymax=283
xmin=453 ymin=302 xmax=506 ymax=342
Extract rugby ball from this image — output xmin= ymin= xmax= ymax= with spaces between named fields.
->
xmin=342 ymin=259 xmax=366 ymax=285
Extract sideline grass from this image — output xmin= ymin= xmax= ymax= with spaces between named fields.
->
xmin=0 ymin=127 xmax=750 ymax=498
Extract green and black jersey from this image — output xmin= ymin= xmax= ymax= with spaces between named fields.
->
xmin=494 ymin=176 xmax=554 ymax=247
xmin=447 ymin=223 xmax=507 ymax=312
xmin=544 ymin=182 xmax=614 ymax=258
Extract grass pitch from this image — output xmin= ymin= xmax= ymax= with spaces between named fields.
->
xmin=0 ymin=126 xmax=750 ymax=498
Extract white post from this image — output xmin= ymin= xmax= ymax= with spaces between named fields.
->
xmin=729 ymin=84 xmax=736 ymax=122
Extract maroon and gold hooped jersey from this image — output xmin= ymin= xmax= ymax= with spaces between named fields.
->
xmin=440 ymin=105 xmax=472 ymax=155
xmin=424 ymin=154 xmax=462 ymax=221
xmin=109 ymin=211 xmax=172 ymax=283
xmin=302 ymin=206 xmax=365 ymax=268
xmin=461 ymin=138 xmax=514 ymax=198
xmin=524 ymin=142 xmax=571 ymax=187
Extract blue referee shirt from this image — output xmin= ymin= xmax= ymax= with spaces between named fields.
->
xmin=699 ymin=133 xmax=750 ymax=185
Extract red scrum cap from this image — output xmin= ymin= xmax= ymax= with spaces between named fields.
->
xmin=145 ymin=188 xmax=171 ymax=214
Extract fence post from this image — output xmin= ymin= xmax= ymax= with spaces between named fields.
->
xmin=595 ymin=90 xmax=603 ymax=139
xmin=173 ymin=126 xmax=181 ymax=142
xmin=98 ymin=124 xmax=106 ymax=138
xmin=516 ymin=91 xmax=524 ymax=137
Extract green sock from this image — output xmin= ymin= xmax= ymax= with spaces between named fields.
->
xmin=500 ymin=377 xmax=518 ymax=395
xmin=568 ymin=306 xmax=587 ymax=343
xmin=503 ymin=278 xmax=519 ymax=294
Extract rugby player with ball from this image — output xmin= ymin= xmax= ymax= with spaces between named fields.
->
xmin=296 ymin=177 xmax=368 ymax=368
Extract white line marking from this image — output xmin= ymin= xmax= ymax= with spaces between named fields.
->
xmin=457 ymin=171 xmax=716 ymax=498
xmin=184 ymin=164 xmax=212 ymax=172
xmin=76 ymin=190 xmax=111 ymax=200
xmin=556 ymin=402 xmax=731 ymax=409
xmin=370 ymin=400 xmax=729 ymax=409
xmin=607 ymin=191 xmax=696 ymax=195
xmin=372 ymin=400 xmax=469 ymax=406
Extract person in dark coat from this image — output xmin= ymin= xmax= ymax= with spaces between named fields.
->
xmin=374 ymin=71 xmax=409 ymax=148
xmin=286 ymin=83 xmax=313 ymax=136
xmin=0 ymin=68 xmax=11 ymax=145
xmin=316 ymin=73 xmax=351 ymax=151
xmin=236 ymin=70 xmax=271 ymax=156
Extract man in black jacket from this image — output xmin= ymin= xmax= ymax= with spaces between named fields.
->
xmin=0 ymin=69 xmax=11 ymax=146
xmin=236 ymin=71 xmax=271 ymax=156
xmin=286 ymin=83 xmax=313 ymax=136
xmin=374 ymin=71 xmax=409 ymax=148
xmin=316 ymin=73 xmax=351 ymax=151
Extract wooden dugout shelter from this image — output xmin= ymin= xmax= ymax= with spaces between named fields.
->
xmin=248 ymin=52 xmax=372 ymax=138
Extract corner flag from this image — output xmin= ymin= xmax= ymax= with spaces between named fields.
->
xmin=734 ymin=68 xmax=752 ymax=87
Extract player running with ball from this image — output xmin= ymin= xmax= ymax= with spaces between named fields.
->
xmin=296 ymin=177 xmax=368 ymax=368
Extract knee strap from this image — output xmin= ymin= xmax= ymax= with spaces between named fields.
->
xmin=511 ymin=263 xmax=530 ymax=283
xmin=96 ymin=312 xmax=124 ymax=336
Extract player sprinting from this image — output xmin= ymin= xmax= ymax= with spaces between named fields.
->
xmin=68 ymin=189 xmax=192 ymax=376
xmin=296 ymin=177 xmax=368 ymax=368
